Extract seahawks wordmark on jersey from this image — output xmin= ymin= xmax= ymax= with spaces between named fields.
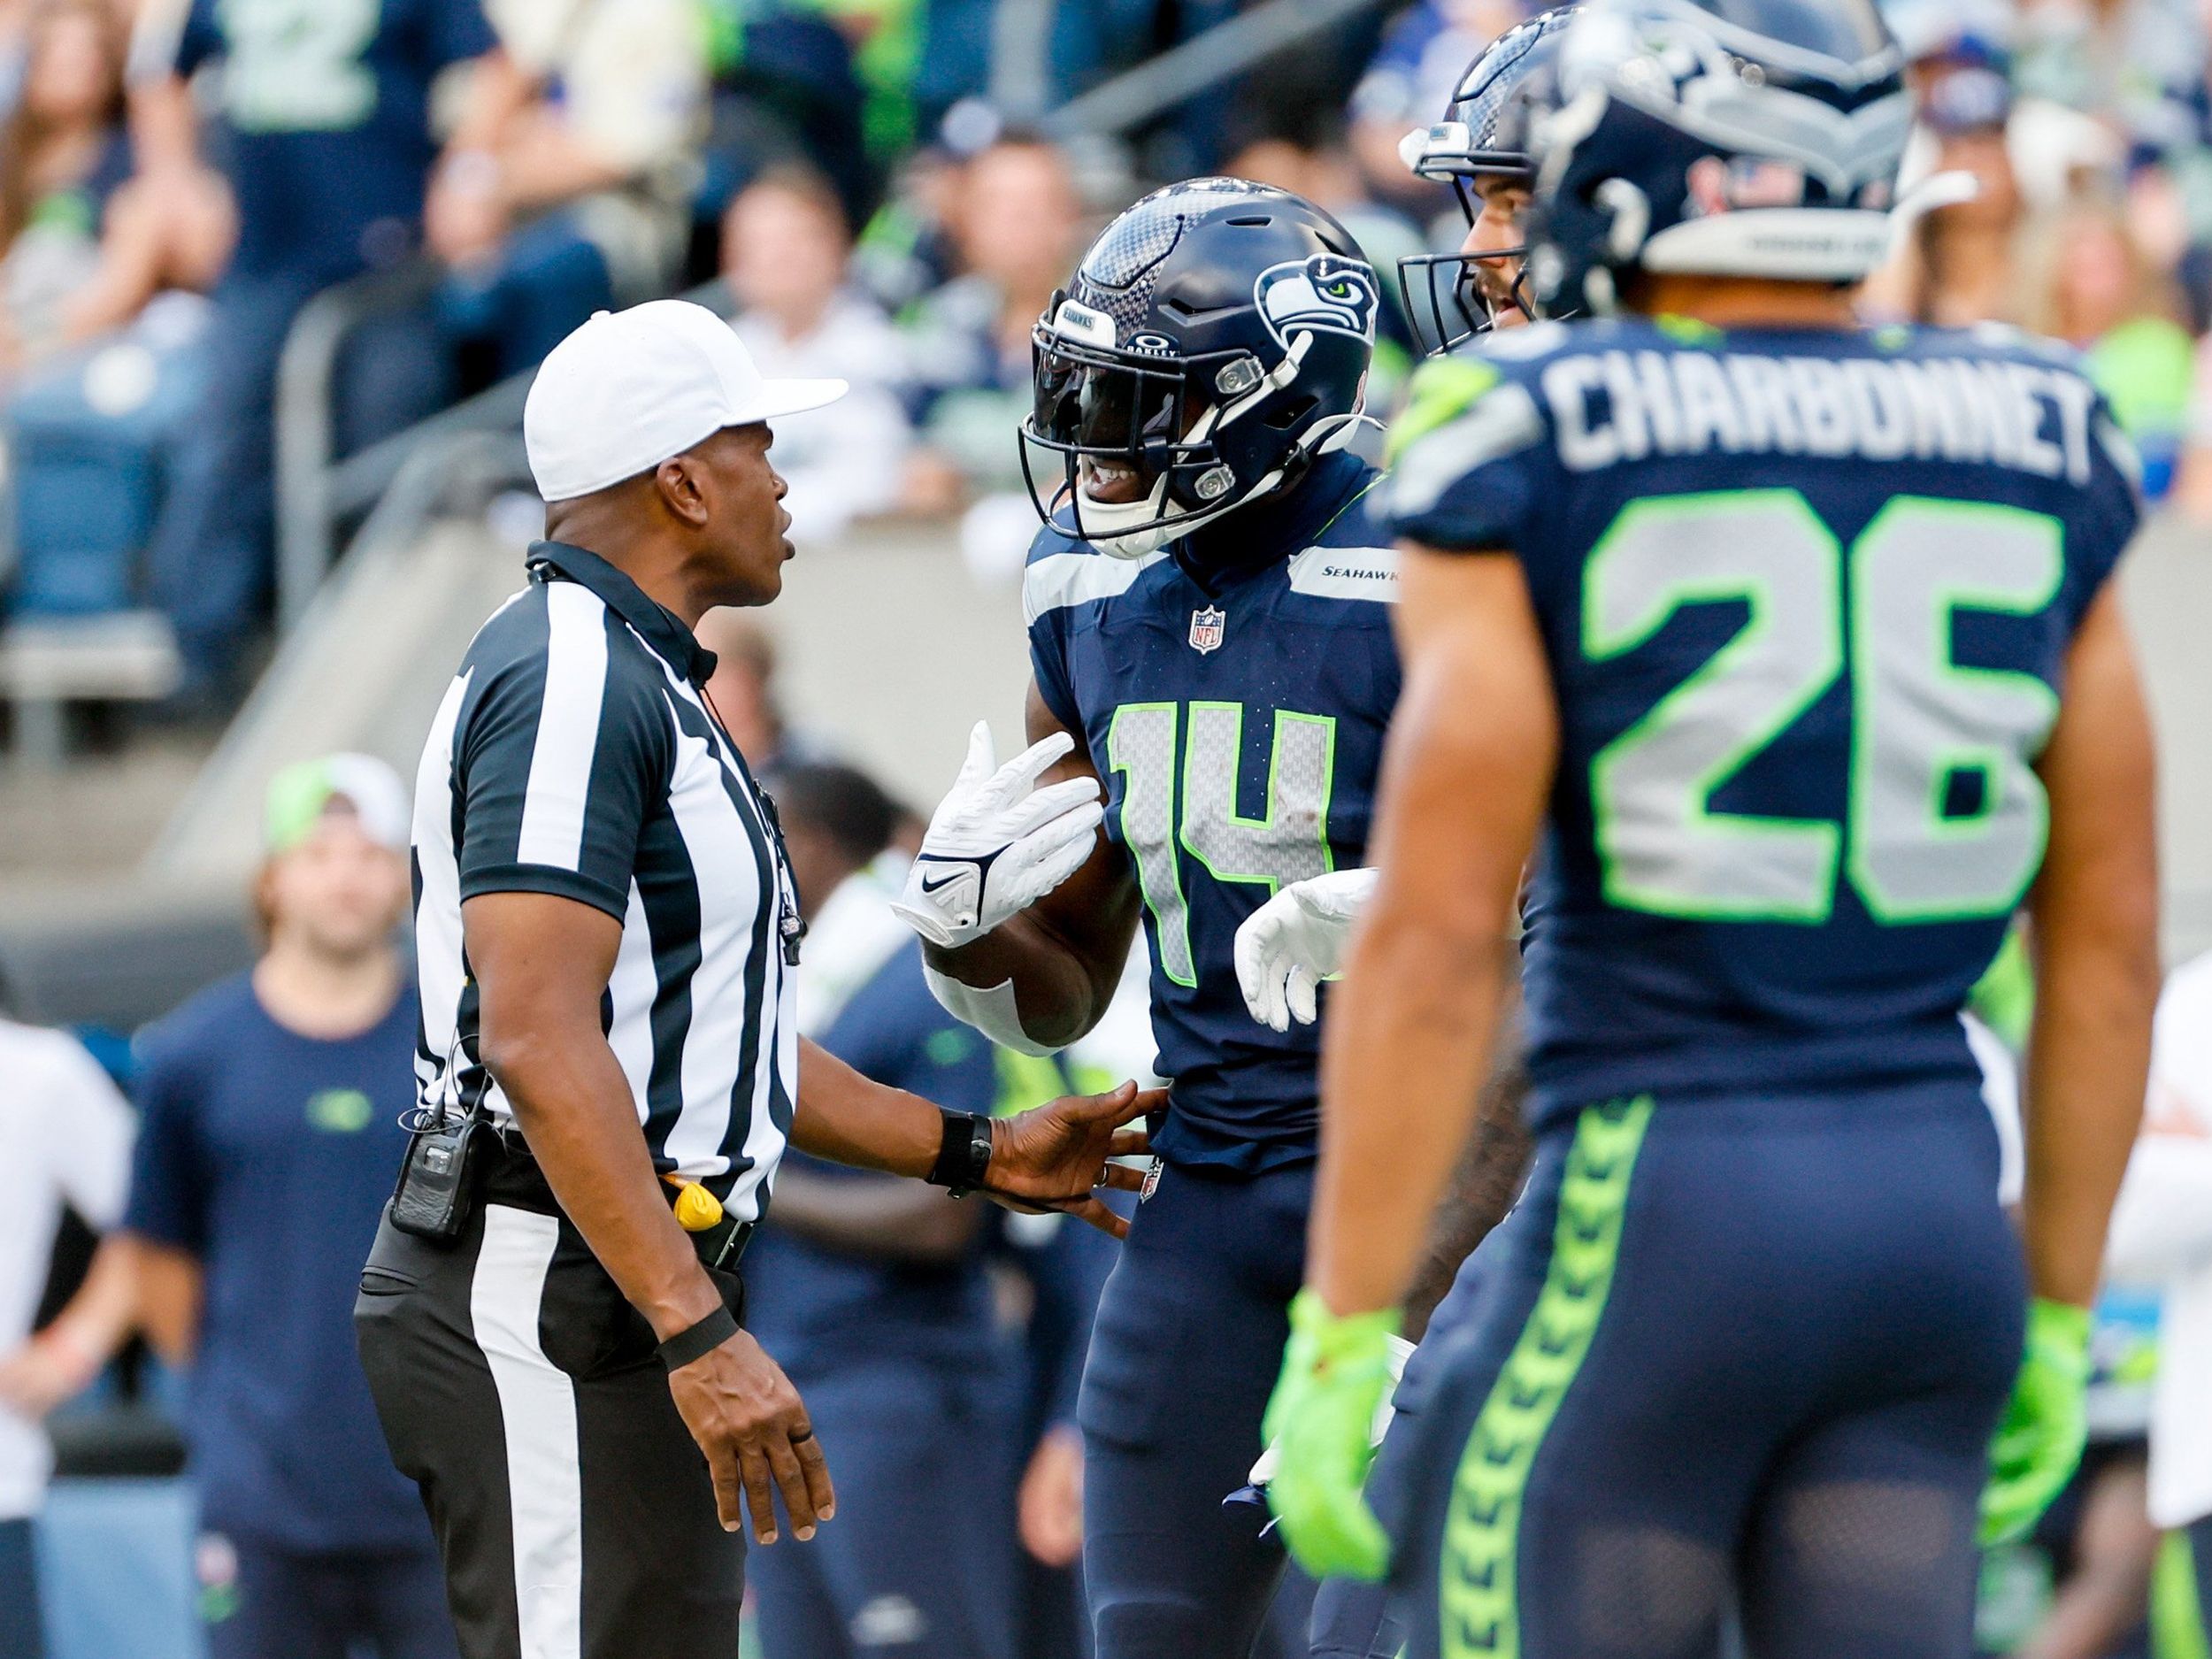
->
xmin=1388 ymin=318 xmax=2142 ymax=1128
xmin=1026 ymin=450 xmax=1402 ymax=1172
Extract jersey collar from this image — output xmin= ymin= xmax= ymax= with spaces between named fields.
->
xmin=526 ymin=541 xmax=719 ymax=685
xmin=1178 ymin=450 xmax=1371 ymax=593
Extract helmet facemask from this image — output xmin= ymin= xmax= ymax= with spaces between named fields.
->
xmin=1396 ymin=162 xmax=1539 ymax=355
xmin=1022 ymin=295 xmax=1346 ymax=560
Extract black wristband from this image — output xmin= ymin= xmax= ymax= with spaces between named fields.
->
xmin=658 ymin=1303 xmax=739 ymax=1371
xmin=926 ymin=1110 xmax=995 ymax=1195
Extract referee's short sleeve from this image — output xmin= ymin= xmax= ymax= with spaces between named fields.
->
xmin=456 ymin=585 xmax=671 ymax=919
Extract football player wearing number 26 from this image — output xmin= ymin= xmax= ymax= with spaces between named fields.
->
xmin=891 ymin=179 xmax=1400 ymax=1656
xmin=1263 ymin=1 xmax=2162 ymax=1656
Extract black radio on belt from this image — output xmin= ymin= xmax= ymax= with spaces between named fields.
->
xmin=389 ymin=1099 xmax=488 ymax=1245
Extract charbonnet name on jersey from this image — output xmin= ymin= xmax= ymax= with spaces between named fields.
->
xmin=1536 ymin=342 xmax=2102 ymax=482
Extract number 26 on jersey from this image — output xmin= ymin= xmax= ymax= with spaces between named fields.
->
xmin=1586 ymin=489 xmax=2062 ymax=928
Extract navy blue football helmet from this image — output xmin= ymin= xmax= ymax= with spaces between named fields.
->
xmin=1525 ymin=0 xmax=1909 ymax=316
xmin=1023 ymin=180 xmax=1377 ymax=560
xmin=1398 ymin=7 xmax=1580 ymax=352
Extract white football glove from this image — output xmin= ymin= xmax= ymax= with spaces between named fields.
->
xmin=892 ymin=722 xmax=1105 ymax=950
xmin=1233 ymin=867 xmax=1380 ymax=1032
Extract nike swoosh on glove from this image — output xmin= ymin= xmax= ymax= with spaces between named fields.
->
xmin=892 ymin=722 xmax=1105 ymax=950
xmin=1233 ymin=868 xmax=1380 ymax=1032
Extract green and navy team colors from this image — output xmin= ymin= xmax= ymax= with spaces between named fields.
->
xmin=1025 ymin=447 xmax=1399 ymax=1171
xmin=1024 ymin=447 xmax=1400 ymax=1658
xmin=1379 ymin=318 xmax=2141 ymax=1659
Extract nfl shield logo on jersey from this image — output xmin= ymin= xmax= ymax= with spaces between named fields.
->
xmin=1188 ymin=606 xmax=1226 ymax=654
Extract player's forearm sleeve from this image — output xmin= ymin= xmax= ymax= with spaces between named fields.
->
xmin=922 ymin=967 xmax=1061 ymax=1059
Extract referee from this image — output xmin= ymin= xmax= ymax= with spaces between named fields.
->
xmin=355 ymin=300 xmax=1157 ymax=1659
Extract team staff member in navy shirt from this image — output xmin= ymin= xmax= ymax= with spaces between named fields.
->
xmin=17 ymin=753 xmax=457 ymax=1659
xmin=127 ymin=0 xmax=520 ymax=705
xmin=746 ymin=763 xmax=1022 ymax=1659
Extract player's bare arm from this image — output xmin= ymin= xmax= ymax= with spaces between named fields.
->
xmin=1308 ymin=547 xmax=1556 ymax=1318
xmin=910 ymin=680 xmax=1144 ymax=1049
xmin=2022 ymin=582 xmax=2161 ymax=1310
xmin=791 ymin=1036 xmax=1159 ymax=1240
xmin=1399 ymin=1013 xmax=1531 ymax=1340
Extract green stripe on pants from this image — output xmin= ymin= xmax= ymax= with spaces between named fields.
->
xmin=1441 ymin=1094 xmax=1655 ymax=1659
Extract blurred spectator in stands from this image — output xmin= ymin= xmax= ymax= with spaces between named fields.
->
xmin=854 ymin=141 xmax=966 ymax=314
xmin=0 ymin=986 xmax=134 ymax=1659
xmin=0 ymin=756 xmax=455 ymax=1659
xmin=723 ymin=165 xmax=912 ymax=541
xmin=0 ymin=0 xmax=226 ymax=376
xmin=692 ymin=3 xmax=875 ymax=257
xmin=127 ymin=0 xmax=515 ymax=711
xmin=900 ymin=131 xmax=1085 ymax=512
xmin=748 ymin=761 xmax=1024 ymax=1659
xmin=434 ymin=0 xmax=708 ymax=382
xmin=1347 ymin=0 xmax=1530 ymax=212
xmin=1859 ymin=39 xmax=2024 ymax=328
xmin=2020 ymin=188 xmax=2197 ymax=502
xmin=699 ymin=610 xmax=836 ymax=776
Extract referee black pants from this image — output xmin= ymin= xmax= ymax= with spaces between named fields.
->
xmin=355 ymin=1146 xmax=746 ymax=1659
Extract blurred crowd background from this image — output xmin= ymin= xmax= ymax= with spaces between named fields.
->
xmin=7 ymin=0 xmax=2212 ymax=1656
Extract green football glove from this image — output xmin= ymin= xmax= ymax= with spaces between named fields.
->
xmin=1262 ymin=1289 xmax=1402 ymax=1581
xmin=1979 ymin=1297 xmax=2093 ymax=1547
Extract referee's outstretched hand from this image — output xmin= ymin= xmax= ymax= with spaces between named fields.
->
xmin=668 ymin=1327 xmax=834 ymax=1546
xmin=983 ymin=1080 xmax=1164 ymax=1239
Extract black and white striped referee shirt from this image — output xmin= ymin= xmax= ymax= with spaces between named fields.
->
xmin=411 ymin=541 xmax=799 ymax=1223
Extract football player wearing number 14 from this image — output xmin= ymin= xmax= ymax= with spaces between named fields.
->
xmin=1261 ymin=2 xmax=2162 ymax=1656
xmin=890 ymin=179 xmax=1402 ymax=1658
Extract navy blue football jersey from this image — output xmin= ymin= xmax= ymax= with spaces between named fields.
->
xmin=1386 ymin=316 xmax=2142 ymax=1129
xmin=1026 ymin=450 xmax=1402 ymax=1171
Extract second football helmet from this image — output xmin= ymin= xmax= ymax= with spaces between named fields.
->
xmin=1397 ymin=7 xmax=1580 ymax=351
xmin=1525 ymin=0 xmax=1911 ymax=316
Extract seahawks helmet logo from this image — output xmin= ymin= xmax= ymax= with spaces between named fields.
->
xmin=1254 ymin=254 xmax=1379 ymax=348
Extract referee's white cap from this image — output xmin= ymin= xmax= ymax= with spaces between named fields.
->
xmin=524 ymin=300 xmax=849 ymax=503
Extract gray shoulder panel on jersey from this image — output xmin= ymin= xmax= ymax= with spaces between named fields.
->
xmin=1475 ymin=319 xmax=1574 ymax=361
xmin=1022 ymin=549 xmax=1168 ymax=626
xmin=1285 ymin=543 xmax=1399 ymax=603
xmin=1386 ymin=380 xmax=1546 ymax=520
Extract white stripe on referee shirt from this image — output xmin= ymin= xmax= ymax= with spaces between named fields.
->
xmin=516 ymin=582 xmax=610 ymax=872
xmin=471 ymin=1206 xmax=582 ymax=1659
xmin=413 ymin=669 xmax=473 ymax=1110
xmin=680 ymin=677 xmax=796 ymax=1220
xmin=604 ymin=879 xmax=659 ymax=1128
xmin=658 ymin=695 xmax=772 ymax=1197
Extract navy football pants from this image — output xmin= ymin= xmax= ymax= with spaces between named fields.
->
xmin=1309 ymin=1255 xmax=1495 ymax=1659
xmin=1382 ymin=1083 xmax=2024 ymax=1659
xmin=748 ymin=1361 xmax=1019 ymax=1659
xmin=1079 ymin=1159 xmax=1312 ymax=1659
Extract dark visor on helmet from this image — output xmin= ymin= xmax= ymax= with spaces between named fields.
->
xmin=1021 ymin=304 xmax=1264 ymax=542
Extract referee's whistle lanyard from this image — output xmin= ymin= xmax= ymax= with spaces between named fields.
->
xmin=698 ymin=680 xmax=806 ymax=968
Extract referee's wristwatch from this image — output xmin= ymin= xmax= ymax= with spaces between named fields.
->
xmin=927 ymin=1110 xmax=995 ymax=1197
